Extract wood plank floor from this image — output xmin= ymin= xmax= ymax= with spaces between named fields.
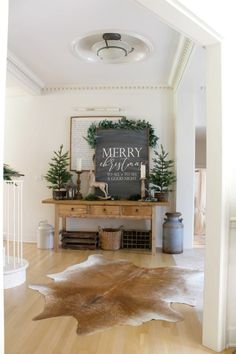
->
xmin=4 ymin=244 xmax=233 ymax=354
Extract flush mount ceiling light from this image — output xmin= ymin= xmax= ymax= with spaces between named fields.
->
xmin=71 ymin=31 xmax=153 ymax=64
xmin=92 ymin=33 xmax=134 ymax=61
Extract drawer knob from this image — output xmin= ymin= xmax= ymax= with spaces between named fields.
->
xmin=103 ymin=208 xmax=106 ymax=212
xmin=136 ymin=208 xmax=139 ymax=212
xmin=71 ymin=207 xmax=74 ymax=211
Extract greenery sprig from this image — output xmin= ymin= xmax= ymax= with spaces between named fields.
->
xmin=83 ymin=193 xmax=99 ymax=201
xmin=85 ymin=117 xmax=158 ymax=148
xmin=3 ymin=164 xmax=24 ymax=181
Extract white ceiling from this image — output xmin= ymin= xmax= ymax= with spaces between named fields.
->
xmin=8 ymin=0 xmax=181 ymax=87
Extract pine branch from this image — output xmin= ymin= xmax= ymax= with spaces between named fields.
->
xmin=3 ymin=164 xmax=24 ymax=181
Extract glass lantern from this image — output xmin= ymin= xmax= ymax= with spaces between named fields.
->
xmin=66 ymin=180 xmax=77 ymax=200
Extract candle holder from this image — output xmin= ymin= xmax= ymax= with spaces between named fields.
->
xmin=76 ymin=171 xmax=83 ymax=200
xmin=140 ymin=178 xmax=146 ymax=199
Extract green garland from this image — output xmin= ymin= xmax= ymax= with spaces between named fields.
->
xmin=85 ymin=117 xmax=159 ymax=148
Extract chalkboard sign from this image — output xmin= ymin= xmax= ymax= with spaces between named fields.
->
xmin=95 ymin=128 xmax=149 ymax=199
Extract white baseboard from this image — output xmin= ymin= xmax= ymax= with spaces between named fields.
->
xmin=227 ymin=326 xmax=236 ymax=347
xmin=22 ymin=240 xmax=37 ymax=244
xmin=4 ymin=238 xmax=37 ymax=244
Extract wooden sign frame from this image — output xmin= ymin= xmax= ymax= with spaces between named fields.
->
xmin=95 ymin=128 xmax=149 ymax=199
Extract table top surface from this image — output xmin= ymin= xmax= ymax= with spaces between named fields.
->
xmin=42 ymin=198 xmax=169 ymax=207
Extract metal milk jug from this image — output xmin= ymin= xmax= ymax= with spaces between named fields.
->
xmin=37 ymin=220 xmax=54 ymax=249
xmin=163 ymin=212 xmax=183 ymax=254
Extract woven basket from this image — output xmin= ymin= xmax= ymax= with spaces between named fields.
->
xmin=99 ymin=227 xmax=122 ymax=250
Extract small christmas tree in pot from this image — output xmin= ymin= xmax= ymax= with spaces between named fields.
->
xmin=45 ymin=145 xmax=72 ymax=200
xmin=149 ymin=144 xmax=176 ymax=202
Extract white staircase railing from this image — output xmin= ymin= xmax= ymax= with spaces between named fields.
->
xmin=3 ymin=180 xmax=28 ymax=288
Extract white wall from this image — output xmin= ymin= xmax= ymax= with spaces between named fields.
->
xmin=4 ymin=89 xmax=174 ymax=246
xmin=194 ymin=91 xmax=206 ymax=127
xmin=175 ymin=92 xmax=195 ymax=248
xmin=175 ymin=46 xmax=206 ymax=248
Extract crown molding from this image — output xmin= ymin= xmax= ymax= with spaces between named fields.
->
xmin=7 ymin=51 xmax=44 ymax=95
xmin=42 ymin=85 xmax=172 ymax=94
xmin=168 ymin=35 xmax=194 ymax=91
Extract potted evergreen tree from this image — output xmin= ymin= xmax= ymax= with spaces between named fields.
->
xmin=45 ymin=145 xmax=72 ymax=200
xmin=149 ymin=144 xmax=176 ymax=202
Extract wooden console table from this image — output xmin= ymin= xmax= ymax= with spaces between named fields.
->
xmin=42 ymin=199 xmax=168 ymax=255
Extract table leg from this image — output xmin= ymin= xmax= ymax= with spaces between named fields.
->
xmin=152 ymin=207 xmax=157 ymax=255
xmin=54 ymin=205 xmax=59 ymax=251
xmin=62 ymin=217 xmax=66 ymax=231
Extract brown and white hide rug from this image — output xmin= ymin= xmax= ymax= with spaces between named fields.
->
xmin=29 ymin=254 xmax=203 ymax=336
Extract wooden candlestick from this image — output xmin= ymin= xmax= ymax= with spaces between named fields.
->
xmin=140 ymin=178 xmax=146 ymax=199
xmin=76 ymin=171 xmax=83 ymax=200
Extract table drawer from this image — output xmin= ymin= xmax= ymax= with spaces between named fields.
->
xmin=58 ymin=205 xmax=88 ymax=217
xmin=89 ymin=205 xmax=120 ymax=216
xmin=121 ymin=206 xmax=152 ymax=217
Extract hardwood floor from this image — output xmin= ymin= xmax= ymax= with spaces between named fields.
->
xmin=4 ymin=244 xmax=233 ymax=354
xmin=194 ymin=234 xmax=206 ymax=248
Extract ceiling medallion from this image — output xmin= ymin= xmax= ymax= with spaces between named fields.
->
xmin=71 ymin=31 xmax=153 ymax=64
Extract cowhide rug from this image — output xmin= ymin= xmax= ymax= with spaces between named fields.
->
xmin=29 ymin=254 xmax=203 ymax=336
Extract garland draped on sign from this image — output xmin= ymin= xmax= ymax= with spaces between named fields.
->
xmin=85 ymin=117 xmax=159 ymax=148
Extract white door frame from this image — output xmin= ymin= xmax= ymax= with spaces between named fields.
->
xmin=136 ymin=0 xmax=226 ymax=351
xmin=0 ymin=1 xmax=9 ymax=353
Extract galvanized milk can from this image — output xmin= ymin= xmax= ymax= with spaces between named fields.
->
xmin=163 ymin=212 xmax=183 ymax=254
xmin=37 ymin=220 xmax=54 ymax=249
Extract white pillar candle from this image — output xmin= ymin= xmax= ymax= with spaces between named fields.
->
xmin=76 ymin=158 xmax=82 ymax=171
xmin=140 ymin=164 xmax=146 ymax=179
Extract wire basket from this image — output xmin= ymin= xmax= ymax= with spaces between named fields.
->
xmin=99 ymin=227 xmax=122 ymax=250
xmin=122 ymin=229 xmax=151 ymax=249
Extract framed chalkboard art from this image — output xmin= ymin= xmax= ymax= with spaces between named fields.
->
xmin=95 ymin=128 xmax=149 ymax=199
xmin=70 ymin=116 xmax=122 ymax=171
